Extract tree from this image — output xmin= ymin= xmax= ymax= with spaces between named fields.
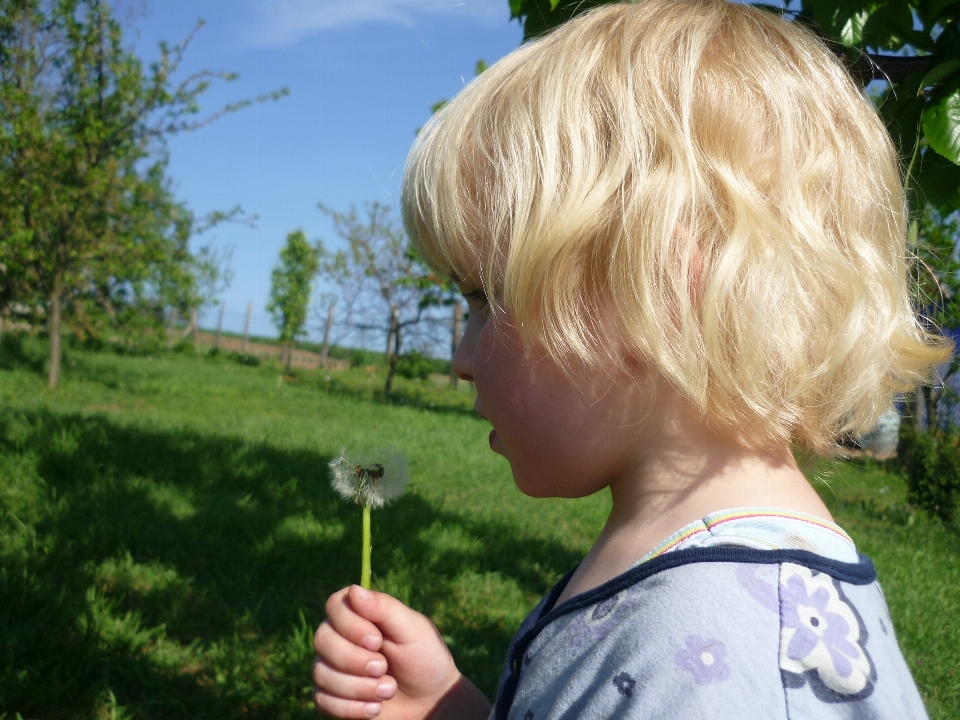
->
xmin=0 ymin=0 xmax=285 ymax=387
xmin=318 ymin=202 xmax=445 ymax=394
xmin=267 ymin=230 xmax=320 ymax=373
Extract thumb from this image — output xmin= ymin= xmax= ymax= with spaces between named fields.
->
xmin=347 ymin=585 xmax=432 ymax=646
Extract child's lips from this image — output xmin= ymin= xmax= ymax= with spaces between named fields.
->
xmin=473 ymin=401 xmax=489 ymax=421
xmin=473 ymin=402 xmax=500 ymax=451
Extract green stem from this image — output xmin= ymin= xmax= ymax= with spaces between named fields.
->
xmin=904 ymin=115 xmax=923 ymax=200
xmin=361 ymin=503 xmax=371 ymax=589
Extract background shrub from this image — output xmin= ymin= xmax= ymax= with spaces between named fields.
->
xmin=349 ymin=349 xmax=368 ymax=368
xmin=172 ymin=339 xmax=196 ymax=356
xmin=902 ymin=427 xmax=960 ymax=523
xmin=229 ymin=351 xmax=261 ymax=367
xmin=396 ymin=351 xmax=433 ymax=380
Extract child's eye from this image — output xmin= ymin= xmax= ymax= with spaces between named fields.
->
xmin=462 ymin=289 xmax=490 ymax=316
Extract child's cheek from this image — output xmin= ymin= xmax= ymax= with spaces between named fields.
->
xmin=471 ymin=316 xmax=627 ymax=498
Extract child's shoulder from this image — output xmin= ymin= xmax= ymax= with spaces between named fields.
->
xmin=495 ymin=551 xmax=928 ymax=720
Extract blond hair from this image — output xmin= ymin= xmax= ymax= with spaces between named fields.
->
xmin=401 ymin=0 xmax=952 ymax=453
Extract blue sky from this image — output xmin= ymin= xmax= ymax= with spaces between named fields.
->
xmin=129 ymin=0 xmax=524 ymax=339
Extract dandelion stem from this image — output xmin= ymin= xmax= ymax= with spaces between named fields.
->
xmin=361 ymin=503 xmax=372 ymax=589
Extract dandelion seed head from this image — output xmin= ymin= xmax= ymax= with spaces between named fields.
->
xmin=329 ymin=447 xmax=409 ymax=508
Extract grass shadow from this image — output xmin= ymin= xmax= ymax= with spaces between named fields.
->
xmin=0 ymin=407 xmax=580 ymax=717
xmin=0 ymin=332 xmax=48 ymax=375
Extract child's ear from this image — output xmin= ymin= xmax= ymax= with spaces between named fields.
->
xmin=674 ymin=223 xmax=705 ymax=308
xmin=689 ymin=241 xmax=705 ymax=308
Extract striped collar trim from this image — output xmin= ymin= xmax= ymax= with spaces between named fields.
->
xmin=640 ymin=507 xmax=854 ymax=563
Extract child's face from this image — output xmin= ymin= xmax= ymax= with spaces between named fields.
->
xmin=454 ymin=282 xmax=652 ymax=499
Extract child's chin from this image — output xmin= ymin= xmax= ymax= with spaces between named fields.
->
xmin=512 ymin=469 xmax=606 ymax=499
xmin=510 ymin=470 xmax=561 ymax=499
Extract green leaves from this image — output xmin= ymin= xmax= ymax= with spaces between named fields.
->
xmin=915 ymin=148 xmax=960 ymax=212
xmin=805 ymin=0 xmax=874 ymax=43
xmin=0 ymin=0 xmax=283 ymax=385
xmin=267 ymin=230 xmax=320 ymax=344
xmin=793 ymin=1 xmax=960 ymax=215
xmin=840 ymin=9 xmax=870 ymax=46
xmin=509 ymin=0 xmax=613 ymax=40
xmin=919 ymin=59 xmax=960 ymax=92
xmin=924 ymin=90 xmax=960 ymax=165
xmin=862 ymin=3 xmax=931 ymax=52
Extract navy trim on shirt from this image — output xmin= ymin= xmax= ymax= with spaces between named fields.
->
xmin=493 ymin=547 xmax=877 ymax=720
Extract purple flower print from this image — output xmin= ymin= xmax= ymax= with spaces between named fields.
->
xmin=735 ymin=564 xmax=778 ymax=613
xmin=777 ymin=563 xmax=875 ymax=701
xmin=675 ymin=635 xmax=731 ymax=685
xmin=781 ymin=574 xmax=859 ymax=677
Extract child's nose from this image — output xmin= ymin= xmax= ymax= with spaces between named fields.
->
xmin=452 ymin=326 xmax=475 ymax=382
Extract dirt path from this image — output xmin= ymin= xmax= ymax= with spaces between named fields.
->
xmin=196 ymin=331 xmax=347 ymax=370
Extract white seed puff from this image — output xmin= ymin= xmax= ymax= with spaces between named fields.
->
xmin=328 ymin=447 xmax=409 ymax=508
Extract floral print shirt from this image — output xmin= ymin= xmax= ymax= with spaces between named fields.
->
xmin=492 ymin=510 xmax=928 ymax=719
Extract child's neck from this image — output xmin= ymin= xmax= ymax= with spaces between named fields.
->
xmin=556 ymin=389 xmax=831 ymax=605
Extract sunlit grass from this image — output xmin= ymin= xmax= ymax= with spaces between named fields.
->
xmin=0 ymin=336 xmax=955 ymax=718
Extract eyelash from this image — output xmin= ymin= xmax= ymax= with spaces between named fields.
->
xmin=463 ymin=290 xmax=490 ymax=316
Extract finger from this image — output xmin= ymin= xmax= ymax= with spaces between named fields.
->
xmin=347 ymin=585 xmax=435 ymax=646
xmin=314 ymin=621 xmax=388 ymax=677
xmin=312 ymin=689 xmax=382 ymax=719
xmin=312 ymin=658 xmax=398 ymax=703
xmin=325 ymin=588 xmax=386 ymax=652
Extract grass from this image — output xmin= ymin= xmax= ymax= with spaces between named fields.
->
xmin=0 ymin=334 xmax=957 ymax=718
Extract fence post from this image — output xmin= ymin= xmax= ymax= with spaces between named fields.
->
xmin=242 ymin=302 xmax=252 ymax=353
xmin=320 ymin=301 xmax=335 ymax=368
xmin=215 ymin=300 xmax=225 ymax=350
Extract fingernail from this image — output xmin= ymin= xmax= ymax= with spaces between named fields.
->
xmin=366 ymin=659 xmax=387 ymax=677
xmin=354 ymin=585 xmax=373 ymax=600
xmin=362 ymin=634 xmax=381 ymax=651
xmin=376 ymin=682 xmax=393 ymax=699
xmin=365 ymin=702 xmax=381 ymax=717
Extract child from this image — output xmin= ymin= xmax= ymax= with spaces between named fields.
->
xmin=312 ymin=1 xmax=950 ymax=718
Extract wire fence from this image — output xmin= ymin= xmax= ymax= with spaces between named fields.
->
xmin=196 ymin=304 xmax=276 ymax=341
xmin=192 ymin=299 xmax=458 ymax=361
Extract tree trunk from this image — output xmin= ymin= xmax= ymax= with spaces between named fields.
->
xmin=285 ymin=340 xmax=293 ymax=374
xmin=450 ymin=300 xmax=463 ymax=389
xmin=215 ymin=300 xmax=225 ymax=349
xmin=384 ymin=315 xmax=395 ymax=363
xmin=384 ymin=307 xmax=400 ymax=395
xmin=320 ymin=301 xmax=335 ymax=368
xmin=167 ymin=307 xmax=178 ymax=348
xmin=47 ymin=271 xmax=63 ymax=389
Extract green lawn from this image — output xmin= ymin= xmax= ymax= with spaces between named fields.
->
xmin=0 ymin=337 xmax=956 ymax=718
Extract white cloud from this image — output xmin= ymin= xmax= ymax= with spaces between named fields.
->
xmin=244 ymin=0 xmax=507 ymax=47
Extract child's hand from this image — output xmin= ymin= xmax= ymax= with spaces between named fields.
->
xmin=312 ymin=585 xmax=491 ymax=720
